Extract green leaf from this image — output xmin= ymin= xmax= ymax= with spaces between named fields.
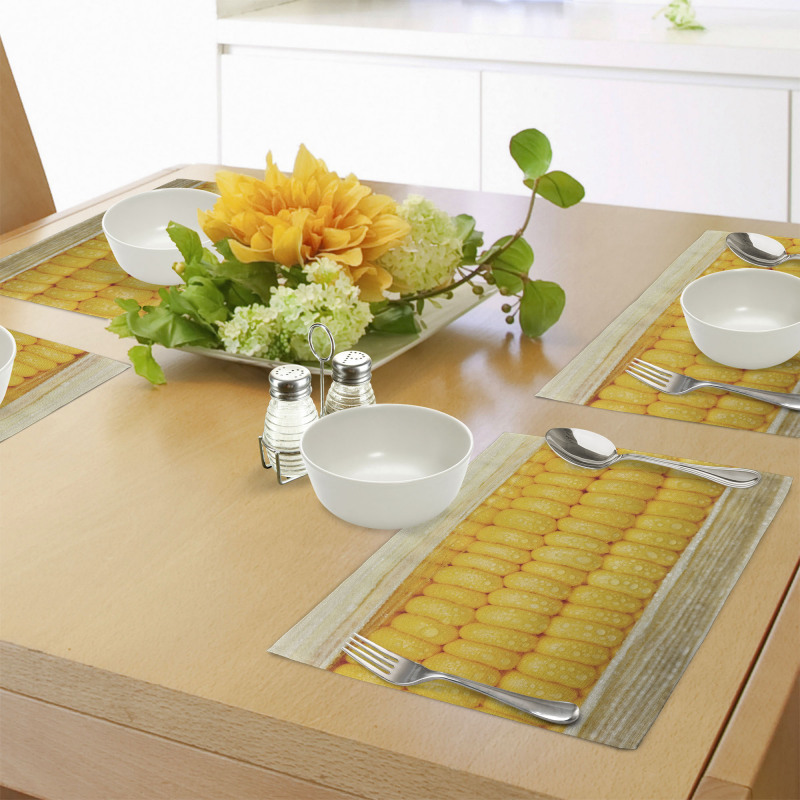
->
xmin=135 ymin=305 xmax=218 ymax=347
xmin=167 ymin=222 xmax=204 ymax=264
xmin=128 ymin=344 xmax=166 ymax=385
xmin=487 ymin=236 xmax=533 ymax=294
xmin=161 ymin=277 xmax=229 ymax=330
xmin=111 ymin=297 xmax=218 ymax=349
xmin=453 ymin=213 xmax=474 ymax=239
xmin=280 ymin=265 xmax=308 ymax=289
xmin=510 ymin=129 xmax=552 ymax=186
xmin=182 ymin=240 xmax=278 ymax=306
xmin=216 ymin=259 xmax=278 ymax=305
xmin=536 ymin=171 xmax=585 ymax=208
xmin=106 ymin=308 xmax=135 ymax=338
xmin=519 ymin=280 xmax=566 ymax=338
xmin=368 ymin=302 xmax=420 ymax=335
xmin=213 ymin=238 xmax=236 ymax=260
xmin=369 ymin=300 xmax=389 ymax=314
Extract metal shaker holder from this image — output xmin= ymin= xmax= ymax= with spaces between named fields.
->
xmin=257 ymin=323 xmax=336 ymax=485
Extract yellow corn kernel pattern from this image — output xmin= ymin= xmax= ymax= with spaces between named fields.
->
xmin=0 ymin=234 xmax=163 ymax=317
xmin=332 ymin=445 xmax=725 ymax=722
xmin=588 ymin=236 xmax=800 ymax=432
xmin=2 ymin=331 xmax=85 ymax=407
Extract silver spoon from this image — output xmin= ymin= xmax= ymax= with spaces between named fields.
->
xmin=545 ymin=428 xmax=761 ymax=489
xmin=726 ymin=233 xmax=800 ymax=267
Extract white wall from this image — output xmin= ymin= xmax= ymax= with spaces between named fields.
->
xmin=0 ymin=0 xmax=219 ymax=212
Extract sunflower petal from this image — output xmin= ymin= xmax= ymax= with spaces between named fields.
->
xmin=229 ymin=239 xmax=272 ymax=264
xmin=271 ymin=222 xmax=305 ymax=266
xmin=353 ymin=263 xmax=394 ymax=301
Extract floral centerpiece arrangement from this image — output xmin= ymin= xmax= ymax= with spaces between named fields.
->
xmin=109 ymin=129 xmax=584 ymax=384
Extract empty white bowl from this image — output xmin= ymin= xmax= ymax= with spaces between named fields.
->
xmin=0 ymin=325 xmax=17 ymax=403
xmin=101 ymin=188 xmax=218 ymax=285
xmin=680 ymin=268 xmax=800 ymax=369
xmin=300 ymin=404 xmax=473 ymax=530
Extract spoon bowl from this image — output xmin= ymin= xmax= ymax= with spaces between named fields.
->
xmin=545 ymin=427 xmax=761 ymax=489
xmin=726 ymin=232 xmax=800 ymax=267
xmin=546 ymin=428 xmax=618 ymax=468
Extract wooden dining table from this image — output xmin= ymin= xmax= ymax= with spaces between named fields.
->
xmin=0 ymin=165 xmax=798 ymax=800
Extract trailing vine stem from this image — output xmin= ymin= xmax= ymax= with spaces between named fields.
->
xmin=477 ymin=178 xmax=538 ymax=266
xmin=387 ymin=179 xmax=539 ymax=307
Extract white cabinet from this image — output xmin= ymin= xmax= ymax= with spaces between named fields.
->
xmin=219 ymin=51 xmax=481 ymax=191
xmin=482 ymin=72 xmax=790 ymax=222
xmin=216 ymin=1 xmax=800 ymax=223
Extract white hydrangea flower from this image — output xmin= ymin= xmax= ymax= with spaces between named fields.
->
xmin=303 ymin=256 xmax=343 ymax=286
xmin=376 ymin=195 xmax=463 ymax=294
xmin=218 ymin=271 xmax=372 ymax=362
xmin=218 ymin=304 xmax=287 ymax=359
xmin=272 ymin=274 xmax=373 ymax=361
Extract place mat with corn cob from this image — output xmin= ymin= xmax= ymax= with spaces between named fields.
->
xmin=270 ymin=432 xmax=790 ymax=750
xmin=536 ymin=231 xmax=800 ymax=437
xmin=0 ymin=179 xmax=207 ymax=319
xmin=0 ymin=330 xmax=128 ymax=443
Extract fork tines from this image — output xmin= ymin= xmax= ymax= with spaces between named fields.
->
xmin=625 ymin=357 xmax=672 ymax=390
xmin=342 ymin=632 xmax=395 ymax=677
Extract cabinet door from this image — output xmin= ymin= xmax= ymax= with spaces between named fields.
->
xmin=220 ymin=51 xmax=480 ymax=191
xmin=482 ymin=72 xmax=790 ymax=222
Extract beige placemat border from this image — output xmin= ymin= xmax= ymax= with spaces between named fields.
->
xmin=0 ymin=353 xmax=128 ymax=443
xmin=537 ymin=230 xmax=725 ymax=405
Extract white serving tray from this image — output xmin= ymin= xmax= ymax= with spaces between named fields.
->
xmin=179 ymin=282 xmax=495 ymax=374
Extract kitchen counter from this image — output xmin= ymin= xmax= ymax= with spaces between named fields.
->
xmin=217 ymin=0 xmax=800 ymax=79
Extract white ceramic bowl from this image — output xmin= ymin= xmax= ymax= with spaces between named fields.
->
xmin=680 ymin=268 xmax=800 ymax=369
xmin=101 ymin=188 xmax=218 ymax=285
xmin=300 ymin=404 xmax=473 ymax=530
xmin=0 ymin=325 xmax=17 ymax=403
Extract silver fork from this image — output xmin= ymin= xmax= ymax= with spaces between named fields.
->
xmin=626 ymin=358 xmax=800 ymax=412
xmin=342 ymin=633 xmax=580 ymax=725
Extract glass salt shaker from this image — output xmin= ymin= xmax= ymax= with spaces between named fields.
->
xmin=261 ymin=364 xmax=318 ymax=483
xmin=323 ymin=350 xmax=376 ymax=414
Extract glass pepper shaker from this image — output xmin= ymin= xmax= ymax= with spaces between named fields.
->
xmin=324 ymin=350 xmax=376 ymax=414
xmin=261 ymin=364 xmax=318 ymax=483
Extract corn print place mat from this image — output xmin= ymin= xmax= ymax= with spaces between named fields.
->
xmin=0 ymin=179 xmax=208 ymax=318
xmin=0 ymin=330 xmax=128 ymax=443
xmin=269 ymin=433 xmax=790 ymax=751
xmin=537 ymin=231 xmax=800 ymax=437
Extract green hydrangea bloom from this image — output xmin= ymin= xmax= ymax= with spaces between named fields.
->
xmin=217 ymin=259 xmax=373 ymax=362
xmin=218 ymin=304 xmax=289 ymax=360
xmin=271 ymin=275 xmax=373 ymax=361
xmin=303 ymin=255 xmax=342 ymax=286
xmin=377 ymin=195 xmax=463 ymax=294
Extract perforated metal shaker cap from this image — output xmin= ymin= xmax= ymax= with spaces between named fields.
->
xmin=268 ymin=364 xmax=312 ymax=399
xmin=331 ymin=350 xmax=372 ymax=385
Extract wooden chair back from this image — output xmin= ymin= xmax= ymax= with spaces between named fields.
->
xmin=1 ymin=36 xmax=56 ymax=235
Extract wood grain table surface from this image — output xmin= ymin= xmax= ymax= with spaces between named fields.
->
xmin=0 ymin=166 xmax=798 ymax=800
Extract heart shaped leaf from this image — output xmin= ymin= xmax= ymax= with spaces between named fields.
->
xmin=536 ymin=171 xmax=585 ymax=208
xmin=510 ymin=129 xmax=552 ymax=185
xmin=519 ymin=279 xmax=566 ymax=338
xmin=487 ymin=236 xmax=534 ymax=293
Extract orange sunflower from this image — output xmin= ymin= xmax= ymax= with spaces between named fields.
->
xmin=199 ymin=145 xmax=410 ymax=301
